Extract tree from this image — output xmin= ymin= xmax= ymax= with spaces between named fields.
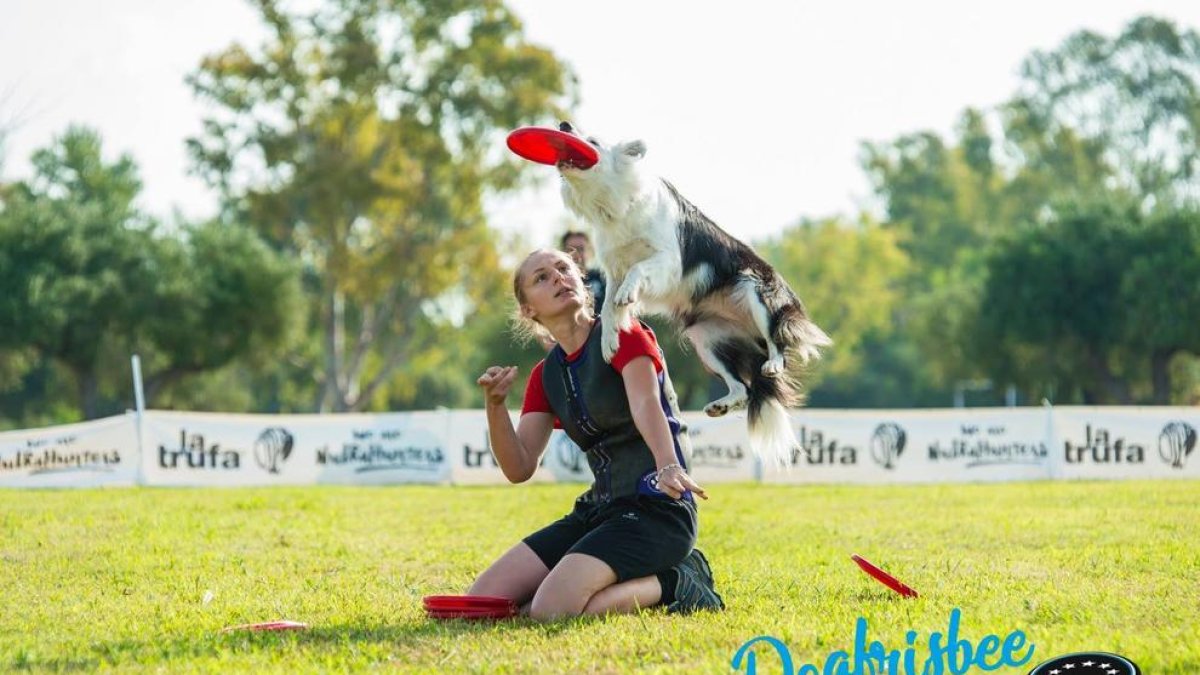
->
xmin=972 ymin=203 xmax=1200 ymax=404
xmin=1118 ymin=209 xmax=1200 ymax=402
xmin=858 ymin=112 xmax=1008 ymax=396
xmin=138 ymin=219 xmax=304 ymax=403
xmin=188 ymin=0 xmax=575 ymax=412
xmin=0 ymin=127 xmax=300 ymax=421
xmin=972 ymin=202 xmax=1140 ymax=403
xmin=859 ymin=16 xmax=1200 ymax=404
xmin=0 ymin=127 xmax=154 ymax=418
xmin=1012 ymin=16 xmax=1200 ymax=203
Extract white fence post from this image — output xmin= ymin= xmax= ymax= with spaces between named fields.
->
xmin=131 ymin=354 xmax=146 ymax=485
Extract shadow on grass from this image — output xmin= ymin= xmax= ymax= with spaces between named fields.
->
xmin=848 ymin=588 xmax=915 ymax=602
xmin=6 ymin=616 xmax=582 ymax=671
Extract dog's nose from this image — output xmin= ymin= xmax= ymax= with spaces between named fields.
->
xmin=559 ymin=121 xmax=573 ymax=133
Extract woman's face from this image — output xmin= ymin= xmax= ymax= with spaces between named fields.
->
xmin=518 ymin=250 xmax=585 ymax=320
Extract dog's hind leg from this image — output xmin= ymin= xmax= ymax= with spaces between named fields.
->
xmin=735 ymin=278 xmax=785 ymax=377
xmin=684 ymin=323 xmax=748 ymax=417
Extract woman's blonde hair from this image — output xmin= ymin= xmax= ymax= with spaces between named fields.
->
xmin=510 ymin=248 xmax=595 ymax=346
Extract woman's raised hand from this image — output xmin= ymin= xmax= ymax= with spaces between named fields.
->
xmin=477 ymin=366 xmax=519 ymax=406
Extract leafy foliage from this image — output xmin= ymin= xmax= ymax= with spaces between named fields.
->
xmin=0 ymin=128 xmax=299 ymax=423
xmin=6 ymin=12 xmax=1200 ymax=417
xmin=860 ymin=15 xmax=1200 ymax=404
xmin=1013 ymin=16 xmax=1200 ymax=201
xmin=188 ymin=0 xmax=575 ymax=411
xmin=972 ymin=202 xmax=1139 ymax=403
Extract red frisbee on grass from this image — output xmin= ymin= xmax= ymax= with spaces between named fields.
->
xmin=423 ymin=595 xmax=518 ymax=620
xmin=220 ymin=620 xmax=308 ymax=633
xmin=426 ymin=607 xmax=518 ymax=620
xmin=851 ymin=554 xmax=919 ymax=598
xmin=506 ymin=127 xmax=599 ymax=169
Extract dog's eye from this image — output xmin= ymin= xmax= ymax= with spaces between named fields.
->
xmin=587 ymin=138 xmax=599 ymax=147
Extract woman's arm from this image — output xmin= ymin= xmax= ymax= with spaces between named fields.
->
xmin=478 ymin=366 xmax=553 ymax=483
xmin=621 ymin=356 xmax=708 ymax=500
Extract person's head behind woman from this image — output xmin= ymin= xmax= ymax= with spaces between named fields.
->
xmin=511 ymin=248 xmax=594 ymax=345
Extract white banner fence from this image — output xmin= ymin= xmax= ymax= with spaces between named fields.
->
xmin=1 ymin=406 xmax=1196 ymax=488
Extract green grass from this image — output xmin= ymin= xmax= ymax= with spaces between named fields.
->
xmin=1 ymin=481 xmax=1197 ymax=673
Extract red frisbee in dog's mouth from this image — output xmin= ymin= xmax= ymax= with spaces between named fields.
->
xmin=507 ymin=127 xmax=599 ymax=169
xmin=851 ymin=554 xmax=919 ymax=598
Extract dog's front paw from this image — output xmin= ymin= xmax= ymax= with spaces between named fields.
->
xmin=704 ymin=394 xmax=748 ymax=417
xmin=613 ymin=277 xmax=641 ymax=306
xmin=601 ymin=325 xmax=620 ymax=363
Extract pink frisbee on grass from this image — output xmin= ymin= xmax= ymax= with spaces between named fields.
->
xmin=220 ymin=620 xmax=308 ymax=633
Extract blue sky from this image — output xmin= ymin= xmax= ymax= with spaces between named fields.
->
xmin=3 ymin=1 xmax=1199 ymax=245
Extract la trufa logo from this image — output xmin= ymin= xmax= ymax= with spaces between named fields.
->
xmin=1158 ymin=421 xmax=1195 ymax=469
xmin=870 ymin=422 xmax=906 ymax=470
xmin=254 ymin=427 xmax=294 ymax=474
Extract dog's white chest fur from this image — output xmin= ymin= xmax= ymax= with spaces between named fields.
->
xmin=590 ymin=188 xmax=680 ymax=283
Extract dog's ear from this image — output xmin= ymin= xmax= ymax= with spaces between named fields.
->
xmin=619 ymin=140 xmax=646 ymax=160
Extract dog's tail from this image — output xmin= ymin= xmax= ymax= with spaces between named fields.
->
xmin=750 ymin=394 xmax=798 ymax=469
xmin=712 ymin=338 xmax=803 ymax=468
xmin=750 ymin=290 xmax=831 ymax=466
xmin=772 ymin=295 xmax=833 ymax=365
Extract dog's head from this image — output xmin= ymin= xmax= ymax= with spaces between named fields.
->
xmin=557 ymin=121 xmax=645 ymax=174
xmin=556 ymin=121 xmax=648 ymax=222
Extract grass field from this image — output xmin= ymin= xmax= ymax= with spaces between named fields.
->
xmin=1 ymin=481 xmax=1197 ymax=673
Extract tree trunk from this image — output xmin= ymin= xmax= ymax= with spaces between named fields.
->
xmin=1150 ymin=349 xmax=1174 ymax=404
xmin=144 ymin=367 xmax=202 ymax=408
xmin=77 ymin=371 xmax=100 ymax=420
xmin=1087 ymin=350 xmax=1132 ymax=404
xmin=320 ymin=286 xmax=346 ymax=412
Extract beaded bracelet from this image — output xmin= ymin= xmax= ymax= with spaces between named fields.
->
xmin=655 ymin=463 xmax=684 ymax=482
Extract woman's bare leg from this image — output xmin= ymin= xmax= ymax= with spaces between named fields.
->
xmin=581 ymin=575 xmax=662 ymax=615
xmin=528 ymin=553 xmax=618 ymax=620
xmin=467 ymin=542 xmax=550 ymax=606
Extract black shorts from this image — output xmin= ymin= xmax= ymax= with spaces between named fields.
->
xmin=523 ymin=495 xmax=697 ymax=582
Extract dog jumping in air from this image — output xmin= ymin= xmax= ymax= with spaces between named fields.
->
xmin=554 ymin=121 xmax=832 ymax=464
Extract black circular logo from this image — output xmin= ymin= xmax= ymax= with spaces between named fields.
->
xmin=1158 ymin=420 xmax=1196 ymax=469
xmin=254 ymin=427 xmax=294 ymax=474
xmin=1028 ymin=652 xmax=1140 ymax=675
xmin=869 ymin=422 xmax=906 ymax=470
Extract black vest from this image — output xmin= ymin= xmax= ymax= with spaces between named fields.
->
xmin=541 ymin=321 xmax=691 ymax=504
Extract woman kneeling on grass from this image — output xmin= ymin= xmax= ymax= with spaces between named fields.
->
xmin=470 ymin=248 xmax=724 ymax=620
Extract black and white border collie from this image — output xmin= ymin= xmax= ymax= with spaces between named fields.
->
xmin=555 ymin=121 xmax=832 ymax=465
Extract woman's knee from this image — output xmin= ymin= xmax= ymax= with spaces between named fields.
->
xmin=527 ymin=593 xmax=584 ymax=621
xmin=468 ymin=542 xmax=550 ymax=600
xmin=467 ymin=574 xmax=509 ymax=598
xmin=580 ymin=586 xmax=617 ymax=615
xmin=527 ymin=554 xmax=615 ymax=620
